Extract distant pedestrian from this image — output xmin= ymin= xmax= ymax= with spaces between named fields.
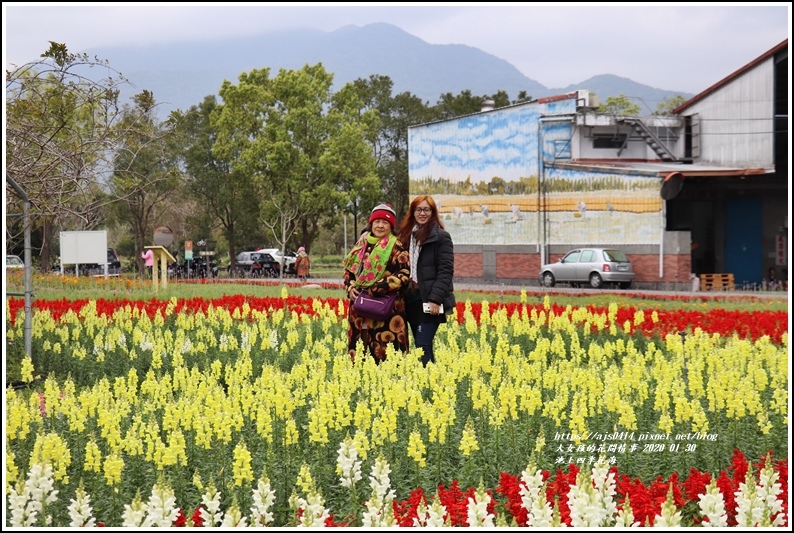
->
xmin=141 ymin=248 xmax=154 ymax=279
xmin=295 ymin=246 xmax=311 ymax=282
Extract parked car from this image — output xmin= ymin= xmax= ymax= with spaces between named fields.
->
xmin=230 ymin=251 xmax=280 ymax=277
xmin=234 ymin=251 xmax=257 ymax=270
xmin=79 ymin=248 xmax=122 ymax=275
xmin=540 ymin=248 xmax=635 ymax=289
xmin=256 ymin=248 xmax=296 ymax=274
xmin=6 ymin=254 xmax=24 ymax=269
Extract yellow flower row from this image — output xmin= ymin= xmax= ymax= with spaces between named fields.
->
xmin=5 ymin=300 xmax=788 ymax=497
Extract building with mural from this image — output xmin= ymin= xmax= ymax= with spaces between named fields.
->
xmin=407 ymin=40 xmax=787 ymax=290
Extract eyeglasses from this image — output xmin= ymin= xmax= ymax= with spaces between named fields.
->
xmin=415 ymin=208 xmax=433 ymax=214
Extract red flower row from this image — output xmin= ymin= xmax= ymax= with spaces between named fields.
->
xmin=163 ymin=450 xmax=786 ymax=527
xmin=8 ymin=295 xmax=787 ymax=344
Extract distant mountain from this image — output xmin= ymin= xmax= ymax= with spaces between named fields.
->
xmin=84 ymin=23 xmax=691 ymax=117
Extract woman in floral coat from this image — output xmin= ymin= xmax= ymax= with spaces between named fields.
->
xmin=342 ymin=204 xmax=410 ymax=363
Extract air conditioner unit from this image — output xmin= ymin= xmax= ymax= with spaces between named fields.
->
xmin=576 ymin=89 xmax=598 ymax=109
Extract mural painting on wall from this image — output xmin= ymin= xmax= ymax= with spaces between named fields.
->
xmin=410 ymin=174 xmax=661 ymax=246
xmin=409 ymin=106 xmax=662 ymax=246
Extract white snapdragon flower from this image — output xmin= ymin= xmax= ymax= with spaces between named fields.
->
xmin=696 ymin=480 xmax=728 ymax=527
xmin=614 ymin=495 xmax=640 ymax=527
xmin=337 ymin=438 xmax=363 ymax=488
xmin=466 ymin=488 xmax=494 ymax=527
xmin=735 ymin=459 xmax=785 ymax=527
xmin=121 ymin=495 xmax=148 ymax=527
xmin=425 ymin=497 xmax=449 ymax=528
xmin=294 ymin=492 xmax=330 ymax=527
xmin=250 ymin=477 xmax=277 ymax=526
xmin=520 ymin=466 xmax=553 ymax=527
xmin=221 ymin=503 xmax=249 ymax=527
xmin=413 ymin=498 xmax=449 ymax=527
xmin=567 ymin=459 xmax=617 ymax=527
xmin=9 ymin=463 xmax=59 ymax=527
xmin=143 ymin=482 xmax=180 ymax=527
xmin=8 ymin=482 xmax=35 ymax=527
xmin=653 ymin=486 xmax=682 ymax=527
xmin=67 ymin=486 xmax=96 ymax=527
xmin=369 ymin=456 xmax=395 ymax=503
xmin=200 ymin=486 xmax=224 ymax=526
xmin=361 ymin=457 xmax=397 ymax=527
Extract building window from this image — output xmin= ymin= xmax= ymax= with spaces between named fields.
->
xmin=593 ymin=134 xmax=627 ymax=149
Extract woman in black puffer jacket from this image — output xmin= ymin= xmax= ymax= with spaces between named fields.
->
xmin=397 ymin=195 xmax=456 ymax=366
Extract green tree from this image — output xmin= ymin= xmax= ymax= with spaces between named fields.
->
xmin=341 ymin=75 xmax=433 ymax=222
xmin=513 ymin=90 xmax=533 ymax=104
xmin=489 ymin=89 xmax=511 ymax=108
xmin=5 ymin=42 xmax=130 ymax=269
xmin=432 ymin=89 xmax=523 ymax=121
xmin=171 ymin=95 xmax=260 ymax=272
xmin=433 ymin=89 xmax=487 ymax=120
xmin=654 ymin=95 xmax=687 ymax=116
xmin=213 ymin=64 xmax=379 ymax=268
xmin=597 ymin=93 xmax=642 ymax=115
xmin=109 ymin=90 xmax=184 ymax=276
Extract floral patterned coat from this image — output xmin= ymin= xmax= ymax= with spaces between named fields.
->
xmin=343 ymin=238 xmax=410 ymax=363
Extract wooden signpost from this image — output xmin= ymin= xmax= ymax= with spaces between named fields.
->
xmin=145 ymin=246 xmax=175 ymax=292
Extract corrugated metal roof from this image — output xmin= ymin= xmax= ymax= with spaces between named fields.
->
xmin=673 ymin=39 xmax=787 ymax=114
xmin=408 ymin=91 xmax=580 ymax=129
xmin=551 ymin=159 xmax=774 ymax=178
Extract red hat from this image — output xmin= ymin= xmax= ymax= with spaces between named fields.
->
xmin=368 ymin=203 xmax=396 ymax=228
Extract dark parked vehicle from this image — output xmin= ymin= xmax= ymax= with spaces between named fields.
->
xmin=256 ymin=248 xmax=296 ymax=275
xmin=78 ymin=248 xmax=122 ymax=276
xmin=540 ymin=247 xmax=635 ymax=289
xmin=228 ymin=251 xmax=280 ymax=277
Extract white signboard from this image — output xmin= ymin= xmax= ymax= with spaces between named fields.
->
xmin=60 ymin=231 xmax=108 ymax=276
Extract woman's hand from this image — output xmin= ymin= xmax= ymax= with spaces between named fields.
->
xmin=349 ymin=286 xmax=361 ymax=300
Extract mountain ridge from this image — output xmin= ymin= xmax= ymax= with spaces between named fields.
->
xmin=83 ymin=23 xmax=692 ymax=116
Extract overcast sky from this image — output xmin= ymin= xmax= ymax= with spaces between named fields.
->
xmin=3 ymin=3 xmax=791 ymax=94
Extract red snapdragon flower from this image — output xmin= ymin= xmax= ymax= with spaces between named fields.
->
xmin=495 ymin=471 xmax=529 ymax=526
xmin=172 ymin=508 xmax=187 ymax=527
xmin=392 ymin=487 xmax=428 ymax=526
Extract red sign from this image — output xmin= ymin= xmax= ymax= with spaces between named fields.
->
xmin=775 ymin=234 xmax=786 ymax=266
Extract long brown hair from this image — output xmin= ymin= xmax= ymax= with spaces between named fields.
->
xmin=397 ymin=195 xmax=444 ymax=246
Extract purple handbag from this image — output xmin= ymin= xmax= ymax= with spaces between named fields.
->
xmin=352 ymin=291 xmax=398 ymax=321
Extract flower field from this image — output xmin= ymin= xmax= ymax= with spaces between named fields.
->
xmin=4 ymin=289 xmax=789 ymax=527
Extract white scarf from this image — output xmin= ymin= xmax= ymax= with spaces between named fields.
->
xmin=409 ymin=226 xmax=421 ymax=283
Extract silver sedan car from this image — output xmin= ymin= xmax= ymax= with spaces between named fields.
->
xmin=6 ymin=254 xmax=24 ymax=269
xmin=540 ymin=248 xmax=635 ymax=289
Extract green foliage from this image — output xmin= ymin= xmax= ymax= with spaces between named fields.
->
xmin=654 ymin=95 xmax=688 ymax=115
xmin=597 ymin=93 xmax=642 ymax=115
xmin=6 ymin=42 xmax=131 ymax=267
xmin=171 ymin=95 xmax=261 ymax=270
xmin=109 ymin=92 xmax=185 ymax=275
xmin=211 ymin=64 xmax=379 ymax=259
